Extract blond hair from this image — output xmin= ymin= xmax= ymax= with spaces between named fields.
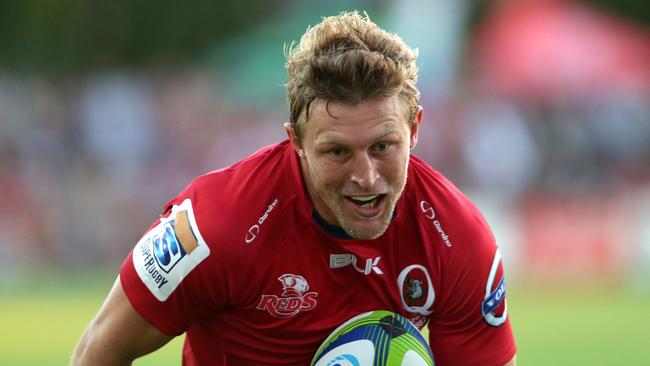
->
xmin=285 ymin=11 xmax=420 ymax=138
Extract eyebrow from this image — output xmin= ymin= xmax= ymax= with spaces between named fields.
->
xmin=314 ymin=129 xmax=401 ymax=146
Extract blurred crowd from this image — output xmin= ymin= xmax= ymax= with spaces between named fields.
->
xmin=0 ymin=0 xmax=649 ymax=280
xmin=0 ymin=71 xmax=287 ymax=270
xmin=1 ymin=68 xmax=648 ymax=273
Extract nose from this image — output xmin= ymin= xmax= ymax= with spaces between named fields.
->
xmin=349 ymin=152 xmax=379 ymax=190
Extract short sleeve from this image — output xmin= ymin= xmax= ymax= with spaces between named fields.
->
xmin=428 ymin=215 xmax=516 ymax=365
xmin=120 ymin=198 xmax=217 ymax=336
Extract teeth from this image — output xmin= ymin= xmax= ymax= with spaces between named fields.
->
xmin=349 ymin=195 xmax=379 ymax=208
xmin=361 ymin=200 xmax=377 ymax=208
xmin=350 ymin=195 xmax=379 ymax=202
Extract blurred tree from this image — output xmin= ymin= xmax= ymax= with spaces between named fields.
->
xmin=0 ymin=0 xmax=287 ymax=75
xmin=588 ymin=0 xmax=650 ymax=25
xmin=465 ymin=0 xmax=649 ymax=32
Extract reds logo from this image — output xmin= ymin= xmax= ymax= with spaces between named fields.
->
xmin=256 ymin=274 xmax=318 ymax=318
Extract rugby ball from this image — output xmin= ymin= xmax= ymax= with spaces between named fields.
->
xmin=311 ymin=310 xmax=434 ymax=366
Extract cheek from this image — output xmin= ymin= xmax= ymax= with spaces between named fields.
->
xmin=309 ymin=159 xmax=346 ymax=188
xmin=380 ymin=154 xmax=409 ymax=182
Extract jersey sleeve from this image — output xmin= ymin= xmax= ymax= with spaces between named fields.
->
xmin=427 ymin=200 xmax=516 ymax=365
xmin=119 ymin=196 xmax=219 ymax=336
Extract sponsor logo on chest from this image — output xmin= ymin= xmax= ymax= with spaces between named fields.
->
xmin=256 ymin=274 xmax=318 ymax=318
xmin=329 ymin=254 xmax=383 ymax=275
xmin=419 ymin=200 xmax=452 ymax=247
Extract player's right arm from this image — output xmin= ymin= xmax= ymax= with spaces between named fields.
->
xmin=71 ymin=277 xmax=174 ymax=366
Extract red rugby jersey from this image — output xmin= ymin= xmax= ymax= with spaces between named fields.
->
xmin=120 ymin=140 xmax=516 ymax=365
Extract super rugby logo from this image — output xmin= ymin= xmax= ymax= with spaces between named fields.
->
xmin=151 ymin=214 xmax=194 ymax=274
xmin=482 ymin=248 xmax=508 ymax=327
xmin=132 ymin=199 xmax=210 ymax=301
xmin=256 ymin=274 xmax=318 ymax=318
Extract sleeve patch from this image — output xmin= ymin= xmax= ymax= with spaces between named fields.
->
xmin=482 ymin=248 xmax=508 ymax=327
xmin=132 ymin=199 xmax=210 ymax=301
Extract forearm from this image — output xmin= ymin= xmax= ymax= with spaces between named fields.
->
xmin=71 ymin=324 xmax=138 ymax=366
xmin=71 ymin=278 xmax=173 ymax=366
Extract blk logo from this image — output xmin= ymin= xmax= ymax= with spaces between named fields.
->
xmin=329 ymin=254 xmax=383 ymax=275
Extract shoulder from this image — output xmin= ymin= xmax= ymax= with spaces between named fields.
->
xmin=122 ymin=141 xmax=306 ymax=310
xmin=406 ymin=156 xmax=506 ymax=316
xmin=406 ymin=155 xmax=495 ymax=250
xmin=165 ymin=140 xmax=304 ymax=251
xmin=405 ymin=158 xmax=515 ymax=363
xmin=405 ymin=155 xmax=499 ymax=296
xmin=180 ymin=141 xmax=291 ymax=204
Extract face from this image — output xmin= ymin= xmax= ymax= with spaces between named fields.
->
xmin=285 ymin=96 xmax=422 ymax=240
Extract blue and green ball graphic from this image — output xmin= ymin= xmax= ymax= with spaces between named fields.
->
xmin=311 ymin=310 xmax=434 ymax=366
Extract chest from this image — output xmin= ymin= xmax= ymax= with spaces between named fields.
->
xmin=192 ymin=220 xmax=442 ymax=364
xmin=228 ymin=224 xmax=438 ymax=333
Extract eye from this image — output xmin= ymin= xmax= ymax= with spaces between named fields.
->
xmin=374 ymin=142 xmax=392 ymax=153
xmin=329 ymin=147 xmax=346 ymax=157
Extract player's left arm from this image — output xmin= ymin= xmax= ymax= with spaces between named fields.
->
xmin=426 ymin=211 xmax=517 ymax=365
xmin=427 ymin=244 xmax=516 ymax=366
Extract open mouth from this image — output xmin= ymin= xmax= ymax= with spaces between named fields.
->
xmin=346 ymin=194 xmax=386 ymax=209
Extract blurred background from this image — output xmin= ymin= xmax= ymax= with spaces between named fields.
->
xmin=1 ymin=0 xmax=649 ymax=364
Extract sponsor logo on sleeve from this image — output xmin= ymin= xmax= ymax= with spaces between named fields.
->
xmin=419 ymin=200 xmax=452 ymax=247
xmin=256 ymin=274 xmax=318 ymax=318
xmin=245 ymin=198 xmax=278 ymax=244
xmin=132 ymin=199 xmax=210 ymax=301
xmin=482 ymin=248 xmax=508 ymax=327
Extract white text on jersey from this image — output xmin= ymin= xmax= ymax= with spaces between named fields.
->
xmin=329 ymin=254 xmax=383 ymax=275
xmin=419 ymin=200 xmax=452 ymax=247
xmin=245 ymin=198 xmax=278 ymax=244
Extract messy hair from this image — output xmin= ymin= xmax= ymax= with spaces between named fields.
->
xmin=285 ymin=11 xmax=420 ymax=139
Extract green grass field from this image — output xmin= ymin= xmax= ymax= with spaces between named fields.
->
xmin=1 ymin=270 xmax=649 ymax=365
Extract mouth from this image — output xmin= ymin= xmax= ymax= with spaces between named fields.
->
xmin=345 ymin=194 xmax=386 ymax=211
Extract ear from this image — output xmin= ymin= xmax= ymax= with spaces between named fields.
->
xmin=409 ymin=105 xmax=423 ymax=150
xmin=284 ymin=122 xmax=305 ymax=158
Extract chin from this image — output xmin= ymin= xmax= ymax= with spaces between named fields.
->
xmin=341 ymin=218 xmax=392 ymax=240
xmin=348 ymin=230 xmax=386 ymax=240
